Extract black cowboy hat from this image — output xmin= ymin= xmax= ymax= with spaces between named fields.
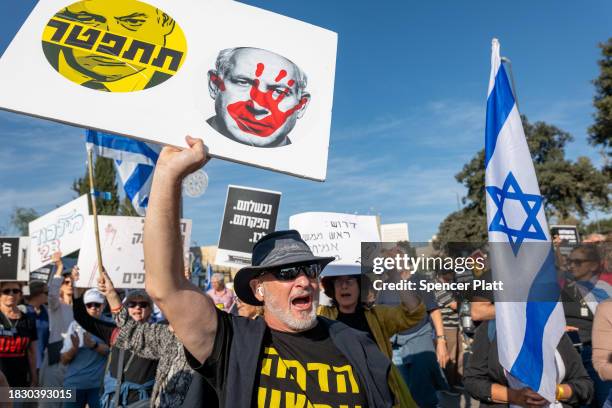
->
xmin=234 ymin=230 xmax=335 ymax=306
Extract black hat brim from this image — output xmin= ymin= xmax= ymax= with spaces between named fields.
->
xmin=234 ymin=254 xmax=336 ymax=306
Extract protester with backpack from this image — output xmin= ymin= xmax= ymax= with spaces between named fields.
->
xmin=71 ymin=267 xmax=157 ymax=408
xmin=96 ymin=268 xmax=201 ymax=407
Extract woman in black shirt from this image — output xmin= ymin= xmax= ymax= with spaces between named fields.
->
xmin=0 ymin=281 xmax=38 ymax=387
xmin=464 ymin=320 xmax=593 ymax=407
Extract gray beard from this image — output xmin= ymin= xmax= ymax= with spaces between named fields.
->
xmin=266 ymin=298 xmax=319 ymax=332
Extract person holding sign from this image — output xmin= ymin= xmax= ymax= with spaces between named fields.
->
xmin=318 ymin=264 xmax=425 ymax=408
xmin=70 ymin=267 xmax=158 ymax=408
xmin=0 ymin=281 xmax=38 ymax=388
xmin=40 ymin=253 xmax=75 ymax=406
xmin=144 ymin=136 xmax=400 ymax=407
xmin=96 ymin=268 xmax=202 ymax=408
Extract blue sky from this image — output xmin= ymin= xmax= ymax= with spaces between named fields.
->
xmin=0 ymin=1 xmax=610 ymax=245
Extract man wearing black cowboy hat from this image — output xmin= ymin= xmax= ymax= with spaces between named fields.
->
xmin=144 ymin=136 xmax=397 ymax=407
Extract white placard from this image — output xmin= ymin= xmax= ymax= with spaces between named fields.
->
xmin=380 ymin=223 xmax=410 ymax=243
xmin=28 ymin=195 xmax=89 ymax=271
xmin=0 ymin=0 xmax=337 ymax=181
xmin=289 ymin=212 xmax=381 ymax=265
xmin=76 ymin=216 xmax=192 ymax=288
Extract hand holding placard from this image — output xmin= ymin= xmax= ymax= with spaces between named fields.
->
xmin=156 ymin=136 xmax=209 ymax=181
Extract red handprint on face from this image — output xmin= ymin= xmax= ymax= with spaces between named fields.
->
xmin=226 ymin=63 xmax=307 ymax=137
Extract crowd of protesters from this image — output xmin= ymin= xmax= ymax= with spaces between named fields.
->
xmin=0 ymin=239 xmax=610 ymax=407
xmin=0 ymin=139 xmax=610 ymax=407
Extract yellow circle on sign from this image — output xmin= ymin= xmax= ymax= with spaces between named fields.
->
xmin=41 ymin=0 xmax=187 ymax=92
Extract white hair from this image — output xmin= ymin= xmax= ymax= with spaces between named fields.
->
xmin=211 ymin=273 xmax=225 ymax=282
xmin=214 ymin=47 xmax=308 ymax=93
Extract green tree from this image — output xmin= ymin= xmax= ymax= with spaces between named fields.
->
xmin=435 ymin=205 xmax=487 ymax=252
xmin=588 ymin=38 xmax=612 ymax=173
xmin=72 ymin=156 xmax=119 ymax=215
xmin=436 ymin=115 xmax=610 ymax=249
xmin=9 ymin=207 xmax=39 ymax=235
xmin=119 ymin=196 xmax=140 ymax=216
xmin=582 ymin=217 xmax=612 ymax=236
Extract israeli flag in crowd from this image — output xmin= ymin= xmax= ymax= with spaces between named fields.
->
xmin=484 ymin=39 xmax=565 ymax=402
xmin=86 ymin=130 xmax=160 ymax=216
xmin=204 ymin=264 xmax=213 ymax=292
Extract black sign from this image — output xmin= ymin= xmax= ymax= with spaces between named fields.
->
xmin=550 ymin=225 xmax=580 ymax=244
xmin=218 ymin=186 xmax=281 ymax=255
xmin=551 ymin=225 xmax=580 ymax=256
xmin=0 ymin=238 xmax=21 ymax=280
xmin=30 ymin=266 xmax=53 ymax=283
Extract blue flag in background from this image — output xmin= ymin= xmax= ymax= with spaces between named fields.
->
xmin=86 ymin=130 xmax=160 ymax=216
xmin=205 ymin=264 xmax=213 ymax=292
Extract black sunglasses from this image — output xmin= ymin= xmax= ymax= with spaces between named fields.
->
xmin=85 ymin=302 xmax=103 ymax=308
xmin=262 ymin=264 xmax=322 ymax=281
xmin=1 ymin=288 xmax=22 ymax=295
xmin=568 ymin=258 xmax=595 ymax=265
xmin=127 ymin=301 xmax=150 ymax=309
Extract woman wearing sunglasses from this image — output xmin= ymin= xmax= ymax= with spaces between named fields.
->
xmin=0 ymin=281 xmax=38 ymax=388
xmin=24 ymin=280 xmax=50 ymax=377
xmin=561 ymin=244 xmax=612 ymax=407
xmin=96 ymin=268 xmax=209 ymax=408
xmin=40 ymin=252 xmax=75 ymax=404
xmin=70 ymin=267 xmax=158 ymax=408
xmin=317 ymin=260 xmax=425 ymax=408
xmin=60 ymin=288 xmax=109 ymax=408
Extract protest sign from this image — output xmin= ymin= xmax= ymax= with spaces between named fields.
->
xmin=77 ymin=216 xmax=192 ymax=288
xmin=289 ymin=212 xmax=381 ymax=265
xmin=551 ymin=224 xmax=581 ymax=256
xmin=28 ymin=195 xmax=89 ymax=271
xmin=0 ymin=0 xmax=337 ymax=181
xmin=29 ymin=266 xmax=53 ymax=283
xmin=550 ymin=225 xmax=580 ymax=245
xmin=216 ymin=185 xmax=281 ymax=268
xmin=381 ymin=223 xmax=409 ymax=243
xmin=0 ymin=237 xmax=29 ymax=281
xmin=30 ymin=258 xmax=78 ymax=283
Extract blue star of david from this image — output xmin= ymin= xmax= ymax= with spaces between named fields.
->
xmin=486 ymin=172 xmax=547 ymax=255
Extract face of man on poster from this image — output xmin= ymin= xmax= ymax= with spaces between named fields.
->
xmin=51 ymin=0 xmax=176 ymax=86
xmin=207 ymin=47 xmax=311 ymax=148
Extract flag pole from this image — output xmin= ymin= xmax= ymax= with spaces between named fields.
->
xmin=86 ymin=146 xmax=105 ymax=277
xmin=501 ymin=56 xmax=520 ymax=111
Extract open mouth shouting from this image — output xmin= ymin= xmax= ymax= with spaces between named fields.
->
xmin=290 ymin=291 xmax=314 ymax=312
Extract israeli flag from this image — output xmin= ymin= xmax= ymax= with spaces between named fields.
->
xmin=86 ymin=130 xmax=160 ymax=216
xmin=485 ymin=39 xmax=565 ymax=403
xmin=204 ymin=264 xmax=213 ymax=292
